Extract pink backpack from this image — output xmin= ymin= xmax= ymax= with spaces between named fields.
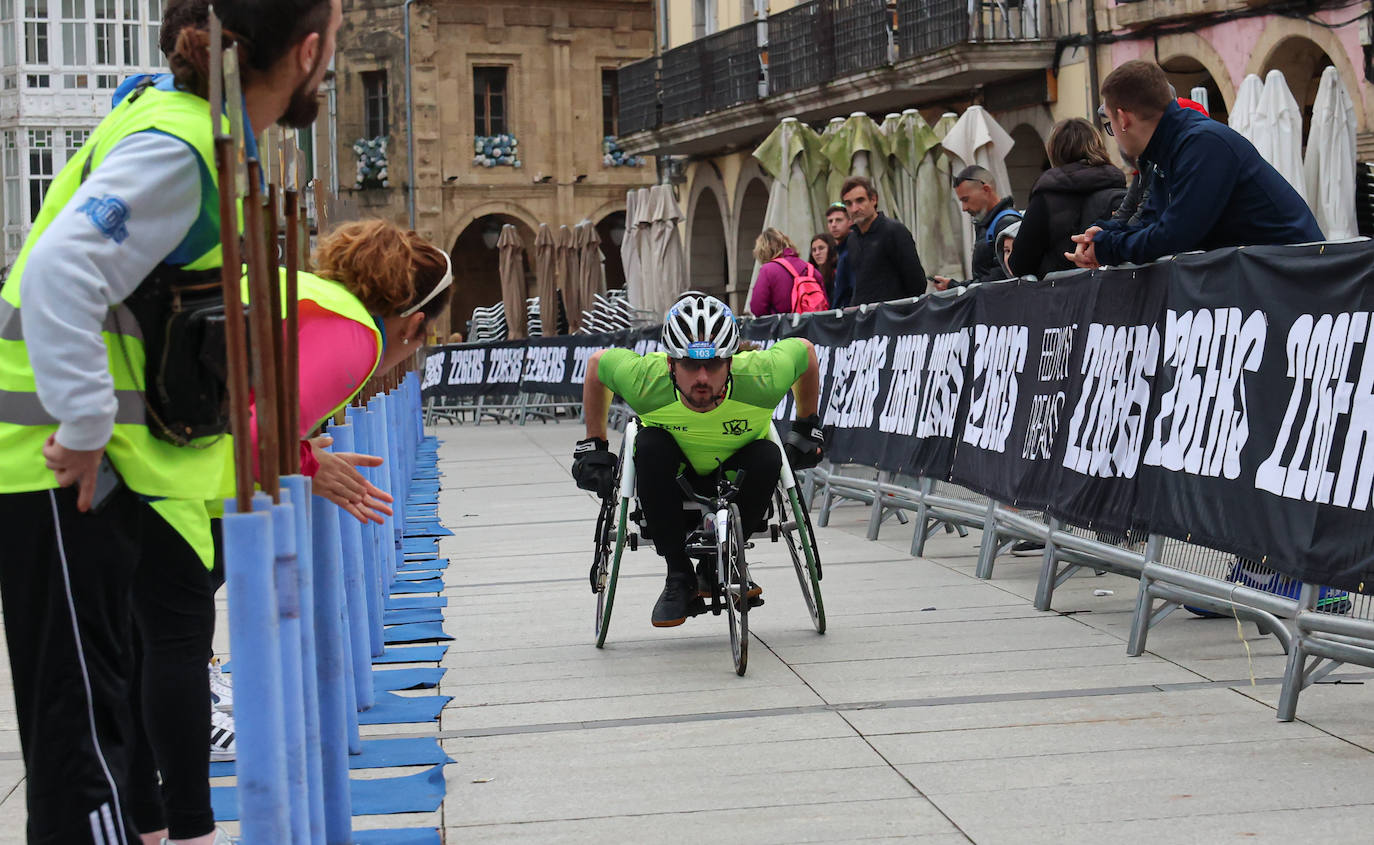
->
xmin=771 ymin=258 xmax=831 ymax=314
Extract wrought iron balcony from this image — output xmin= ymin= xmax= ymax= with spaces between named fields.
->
xmin=617 ymin=55 xmax=659 ymax=136
xmin=771 ymin=0 xmax=893 ymax=96
xmin=896 ymin=0 xmax=1063 ymax=57
xmin=660 ymin=22 xmax=763 ymax=125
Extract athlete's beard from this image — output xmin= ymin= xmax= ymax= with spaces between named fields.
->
xmin=277 ymin=77 xmax=322 ymax=128
xmin=682 ymin=388 xmax=721 ymax=411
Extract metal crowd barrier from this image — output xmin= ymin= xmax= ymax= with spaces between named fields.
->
xmin=806 ymin=467 xmax=1374 ymax=721
xmin=424 ymin=392 xmax=584 ymax=427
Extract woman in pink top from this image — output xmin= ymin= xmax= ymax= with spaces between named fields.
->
xmin=748 ymin=228 xmax=812 ymax=317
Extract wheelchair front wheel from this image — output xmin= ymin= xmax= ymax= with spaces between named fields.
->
xmin=775 ymin=486 xmax=826 ymax=634
xmin=720 ymin=503 xmax=750 ymax=676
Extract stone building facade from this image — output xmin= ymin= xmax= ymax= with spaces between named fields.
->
xmin=333 ymin=0 xmax=656 ymax=336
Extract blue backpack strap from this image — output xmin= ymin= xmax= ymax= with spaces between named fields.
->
xmin=984 ymin=207 xmax=1022 ymax=243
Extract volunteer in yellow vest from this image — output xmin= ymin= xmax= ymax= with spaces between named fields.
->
xmin=0 ymin=2 xmax=342 ymax=843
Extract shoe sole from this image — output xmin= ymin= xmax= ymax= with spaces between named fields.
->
xmin=698 ymin=585 xmax=763 ymax=599
xmin=210 ymin=751 xmax=236 ymax=762
xmin=652 ymin=616 xmax=687 ymax=627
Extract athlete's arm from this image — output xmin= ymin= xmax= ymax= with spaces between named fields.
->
xmin=791 ymin=339 xmax=821 ymax=418
xmin=583 ymin=350 xmax=614 ymax=440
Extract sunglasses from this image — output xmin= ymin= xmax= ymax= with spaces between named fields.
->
xmin=1097 ymin=104 xmax=1114 ymax=137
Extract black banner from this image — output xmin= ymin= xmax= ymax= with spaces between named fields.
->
xmin=422 ymin=244 xmax=1374 ymax=592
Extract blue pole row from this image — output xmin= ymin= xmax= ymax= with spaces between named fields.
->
xmin=224 ymin=376 xmax=436 ymax=844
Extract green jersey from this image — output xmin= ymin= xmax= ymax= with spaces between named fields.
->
xmin=598 ymin=338 xmax=809 ymax=475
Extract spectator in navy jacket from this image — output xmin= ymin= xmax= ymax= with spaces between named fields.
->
xmin=748 ymin=228 xmax=812 ymax=317
xmin=1067 ymin=60 xmax=1322 ymax=269
xmin=825 ymin=202 xmax=855 ymax=308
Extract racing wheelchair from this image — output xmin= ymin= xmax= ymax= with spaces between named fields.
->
xmin=589 ymin=417 xmax=825 ymax=676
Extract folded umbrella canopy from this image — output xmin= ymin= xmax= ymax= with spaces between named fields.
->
xmin=624 ymin=187 xmax=654 ymax=311
xmin=922 ymin=112 xmax=970 ymax=280
xmin=1252 ymin=69 xmax=1307 ymax=203
xmin=555 ymin=224 xmax=580 ymax=330
xmin=575 ymin=220 xmax=605 ymax=331
xmin=1304 ymin=66 xmax=1358 ymax=240
xmin=822 ymin=112 xmax=897 ymax=219
xmin=497 ymin=224 xmax=528 ymax=340
xmin=1228 ymin=73 xmax=1264 ymax=146
xmin=940 ymin=107 xmax=1014 ymax=279
xmin=533 ymin=223 xmax=559 ymax=335
xmin=645 ymin=184 xmax=687 ymax=315
xmin=883 ymin=108 xmax=941 ymax=246
xmin=752 ymin=117 xmax=828 ymax=306
xmin=621 ymin=189 xmax=643 ymax=312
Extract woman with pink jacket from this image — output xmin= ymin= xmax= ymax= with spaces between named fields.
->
xmin=748 ymin=228 xmax=814 ymax=316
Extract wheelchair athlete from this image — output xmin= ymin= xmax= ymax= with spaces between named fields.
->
xmin=572 ymin=294 xmax=825 ymax=627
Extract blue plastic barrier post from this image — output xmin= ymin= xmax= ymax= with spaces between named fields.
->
xmin=281 ymin=476 xmax=325 ymax=844
xmin=347 ymin=405 xmax=386 ymax=657
xmin=222 ymin=499 xmax=290 ymax=842
xmin=271 ymin=492 xmax=311 ymax=845
xmin=366 ymin=400 xmax=398 ymax=586
xmin=310 ymin=492 xmax=355 ymax=843
xmin=327 ymin=422 xmax=375 ymax=714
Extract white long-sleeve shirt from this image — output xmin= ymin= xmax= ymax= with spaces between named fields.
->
xmin=20 ymin=131 xmax=202 ymax=450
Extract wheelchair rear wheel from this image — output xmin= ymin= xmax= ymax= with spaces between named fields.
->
xmin=774 ymin=485 xmax=826 ymax=634
xmin=721 ymin=503 xmax=750 ymax=676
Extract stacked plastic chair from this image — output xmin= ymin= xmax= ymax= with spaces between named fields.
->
xmin=469 ymin=303 xmax=508 ymax=343
xmin=576 ymin=289 xmax=656 ymax=334
xmin=525 ymin=297 xmax=543 ymax=337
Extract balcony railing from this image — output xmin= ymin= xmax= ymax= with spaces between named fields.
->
xmin=618 ymin=56 xmax=659 ymax=136
xmin=621 ymin=0 xmax=1064 ymax=133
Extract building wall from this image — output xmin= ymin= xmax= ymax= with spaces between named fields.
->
xmin=334 ymin=0 xmax=655 ymax=333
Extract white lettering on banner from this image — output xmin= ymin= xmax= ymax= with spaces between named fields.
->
xmin=1039 ymin=326 xmax=1076 ymax=381
xmin=825 ymin=336 xmax=889 ymax=429
xmin=521 ymin=346 xmax=568 ymax=384
xmin=422 ymin=352 xmax=445 ymax=390
xmin=446 ymin=348 xmax=486 ymax=386
xmin=487 ymin=347 xmax=524 ymax=384
xmin=1022 ymin=392 xmax=1066 ymax=460
xmin=878 ymin=334 xmax=931 ymax=436
xmin=570 ymin=346 xmax=610 ymax=385
xmin=916 ymin=330 xmax=970 ymax=439
xmin=1063 ymin=322 xmax=1159 ymax=478
xmin=633 ymin=337 xmax=664 ymax=356
xmin=1254 ymin=312 xmax=1374 ymax=508
xmin=1144 ymin=308 xmax=1266 ymax=480
xmin=963 ymin=324 xmax=1028 ymax=453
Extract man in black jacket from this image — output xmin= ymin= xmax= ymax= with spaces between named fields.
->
xmin=1068 ymin=60 xmax=1321 ymax=268
xmin=840 ymin=176 xmax=926 ymax=305
xmin=932 ymin=166 xmax=1021 ymax=289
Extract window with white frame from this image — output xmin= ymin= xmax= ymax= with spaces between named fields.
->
xmin=146 ymin=0 xmax=160 ymax=66
xmin=0 ymin=1 xmax=16 ymax=68
xmin=24 ymin=0 xmax=50 ymax=65
xmin=64 ymin=128 xmax=88 ymax=158
xmin=93 ymin=0 xmax=113 ymax=65
xmin=121 ymin=0 xmax=137 ymax=65
xmin=3 ymin=131 xmax=21 ymax=228
xmin=28 ymin=129 xmax=52 ymax=222
xmin=61 ymin=0 xmax=87 ymax=66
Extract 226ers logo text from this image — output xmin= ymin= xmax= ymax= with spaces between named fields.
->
xmin=722 ymin=419 xmax=752 ymax=435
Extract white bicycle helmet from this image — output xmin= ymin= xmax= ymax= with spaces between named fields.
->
xmin=661 ymin=293 xmax=740 ymax=360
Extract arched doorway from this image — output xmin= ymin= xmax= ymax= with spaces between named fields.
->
xmin=733 ymin=178 xmax=769 ymax=307
xmin=595 ymin=211 xmax=628 ymax=292
xmin=1005 ymin=123 xmax=1049 ymax=208
xmin=689 ymin=186 xmax=729 ymax=302
xmin=1162 ymin=55 xmax=1229 ymax=124
xmin=449 ymin=213 xmax=534 ymax=340
xmin=1262 ymin=36 xmax=1335 ymax=145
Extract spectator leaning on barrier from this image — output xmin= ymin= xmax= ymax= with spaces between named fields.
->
xmin=932 ymin=166 xmax=1021 ymax=289
xmin=809 ymin=232 xmax=839 ymax=302
xmin=1104 ymin=96 xmax=1209 ymax=231
xmin=1068 ymin=60 xmax=1323 ymax=269
xmin=1009 ymin=118 xmax=1125 ymax=279
xmin=825 ymin=202 xmax=856 ymax=308
xmin=841 ymin=176 xmax=926 ymax=305
xmin=996 ymin=220 xmax=1021 ymax=279
xmin=0 ymin=1 xmax=343 ymax=843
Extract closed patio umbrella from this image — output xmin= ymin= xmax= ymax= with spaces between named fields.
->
xmin=1252 ymin=69 xmax=1307 ymax=203
xmin=884 ymin=108 xmax=941 ymax=241
xmin=621 ymin=190 xmax=643 ymax=310
xmin=576 ymin=220 xmax=605 ymax=331
xmin=752 ymin=117 xmax=828 ymax=304
xmin=920 ymin=112 xmax=969 ymax=281
xmin=1304 ymin=66 xmax=1358 ymax=240
xmin=939 ymin=105 xmax=1014 ymax=198
xmin=1229 ymin=73 xmax=1264 ymax=145
xmin=624 ymin=187 xmax=654 ymax=310
xmin=822 ymin=112 xmax=897 ymax=218
xmin=533 ymin=223 xmax=559 ymax=335
xmin=646 ymin=184 xmax=687 ymax=314
xmin=556 ymin=223 xmax=579 ymax=325
xmin=497 ymin=224 xmax=528 ymax=340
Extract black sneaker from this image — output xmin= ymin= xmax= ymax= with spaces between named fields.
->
xmin=652 ymin=574 xmax=703 ymax=628
xmin=1010 ymin=541 xmax=1045 ymax=557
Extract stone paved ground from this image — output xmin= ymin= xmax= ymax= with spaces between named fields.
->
xmin=2 ymin=419 xmax=1373 ymax=843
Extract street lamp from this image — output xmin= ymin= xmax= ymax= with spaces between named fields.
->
xmin=480 ymin=220 xmax=502 ymax=249
xmin=608 ymin=217 xmax=625 ymax=246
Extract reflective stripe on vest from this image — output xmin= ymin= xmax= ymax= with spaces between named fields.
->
xmin=0 ymin=80 xmax=234 ymax=499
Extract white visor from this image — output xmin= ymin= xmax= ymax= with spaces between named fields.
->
xmin=399 ymin=249 xmax=454 ymax=318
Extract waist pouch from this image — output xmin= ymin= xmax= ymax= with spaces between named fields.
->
xmin=120 ymin=265 xmax=251 ymax=446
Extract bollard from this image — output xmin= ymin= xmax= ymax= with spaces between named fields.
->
xmin=311 ymin=492 xmax=355 ymax=843
xmin=328 ymin=421 xmax=376 ymax=713
xmin=271 ymin=492 xmax=311 ymax=845
xmin=282 ymin=475 xmax=326 ymax=844
xmin=366 ymin=400 xmax=398 ymax=587
xmin=222 ymin=499 xmax=290 ymax=843
xmin=347 ymin=405 xmax=387 ymax=657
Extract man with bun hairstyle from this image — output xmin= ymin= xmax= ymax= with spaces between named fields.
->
xmin=0 ymin=1 xmax=342 ymax=842
xmin=571 ymin=294 xmax=825 ymax=627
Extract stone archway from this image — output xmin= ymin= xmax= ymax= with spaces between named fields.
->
xmin=594 ymin=210 xmax=628 ymax=292
xmin=1247 ymin=21 xmax=1368 ymax=135
xmin=1260 ymin=35 xmax=1336 ymax=144
xmin=688 ymin=185 xmax=729 ymax=302
xmin=732 ymin=177 xmax=770 ymax=310
xmin=1005 ymin=123 xmax=1049 ymax=208
xmin=1162 ymin=54 xmax=1230 ymax=123
xmin=448 ymin=213 xmax=534 ymax=340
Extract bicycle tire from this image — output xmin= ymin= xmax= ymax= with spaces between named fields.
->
xmin=721 ymin=503 xmax=749 ymax=675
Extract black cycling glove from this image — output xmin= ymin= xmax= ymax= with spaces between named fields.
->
xmin=784 ymin=414 xmax=825 ymax=470
xmin=572 ymin=437 xmax=618 ymax=498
